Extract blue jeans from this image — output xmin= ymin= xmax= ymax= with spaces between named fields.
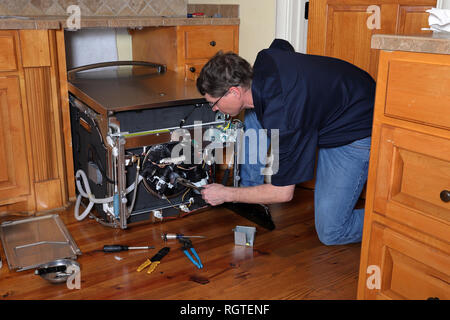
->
xmin=240 ymin=110 xmax=269 ymax=186
xmin=241 ymin=110 xmax=371 ymax=245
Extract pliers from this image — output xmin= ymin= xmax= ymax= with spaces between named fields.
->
xmin=178 ymin=237 xmax=203 ymax=269
xmin=137 ymin=247 xmax=170 ymax=274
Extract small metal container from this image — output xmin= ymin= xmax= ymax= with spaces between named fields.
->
xmin=233 ymin=226 xmax=256 ymax=247
xmin=35 ymin=259 xmax=80 ymax=284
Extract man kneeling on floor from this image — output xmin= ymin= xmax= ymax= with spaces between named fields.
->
xmin=198 ymin=39 xmax=376 ymax=246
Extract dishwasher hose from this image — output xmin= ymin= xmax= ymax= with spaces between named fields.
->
xmin=74 ymin=169 xmax=143 ymax=221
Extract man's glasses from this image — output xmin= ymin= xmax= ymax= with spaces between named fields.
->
xmin=208 ymin=85 xmax=239 ymax=108
xmin=208 ymin=90 xmax=228 ymax=108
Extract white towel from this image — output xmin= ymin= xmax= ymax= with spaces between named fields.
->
xmin=426 ymin=8 xmax=450 ymax=33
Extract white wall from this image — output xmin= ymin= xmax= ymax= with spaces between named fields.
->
xmin=188 ymin=0 xmax=277 ymax=64
xmin=438 ymin=0 xmax=450 ymax=9
xmin=65 ymin=29 xmax=119 ymax=69
xmin=116 ymin=28 xmax=133 ymax=60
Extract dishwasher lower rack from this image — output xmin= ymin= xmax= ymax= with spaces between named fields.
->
xmin=69 ymin=94 xmax=243 ymax=229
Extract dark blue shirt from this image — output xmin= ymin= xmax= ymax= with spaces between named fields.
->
xmin=251 ymin=39 xmax=375 ymax=186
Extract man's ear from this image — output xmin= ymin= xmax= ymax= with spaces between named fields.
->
xmin=230 ymin=86 xmax=240 ymax=97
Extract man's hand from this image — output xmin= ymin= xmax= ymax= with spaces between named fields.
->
xmin=201 ymin=183 xmax=232 ymax=206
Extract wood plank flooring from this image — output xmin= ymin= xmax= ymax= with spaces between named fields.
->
xmin=0 ymin=187 xmax=362 ymax=300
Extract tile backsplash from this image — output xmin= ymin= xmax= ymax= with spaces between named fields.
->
xmin=0 ymin=0 xmax=188 ymax=16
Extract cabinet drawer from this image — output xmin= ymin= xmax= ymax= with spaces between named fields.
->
xmin=184 ymin=27 xmax=236 ymax=60
xmin=384 ymin=59 xmax=450 ymax=129
xmin=373 ymin=125 xmax=450 ymax=241
xmin=185 ymin=63 xmax=204 ymax=81
xmin=0 ymin=31 xmax=18 ymax=72
xmin=364 ymin=223 xmax=449 ymax=300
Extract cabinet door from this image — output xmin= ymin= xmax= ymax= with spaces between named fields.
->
xmin=362 ymin=223 xmax=449 ymax=300
xmin=0 ymin=77 xmax=30 ymax=202
xmin=397 ymin=5 xmax=434 ymax=35
xmin=372 ymin=125 xmax=450 ymax=241
xmin=308 ymin=0 xmax=395 ymax=78
xmin=307 ymin=0 xmax=436 ymax=79
xmin=0 ymin=31 xmax=18 ymax=72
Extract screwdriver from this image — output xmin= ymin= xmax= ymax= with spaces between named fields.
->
xmin=103 ymin=245 xmax=155 ymax=253
xmin=161 ymin=233 xmax=206 ymax=241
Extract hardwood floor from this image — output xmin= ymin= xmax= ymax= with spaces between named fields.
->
xmin=0 ymin=187 xmax=362 ymax=300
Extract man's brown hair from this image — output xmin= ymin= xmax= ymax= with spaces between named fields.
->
xmin=196 ymin=51 xmax=253 ymax=98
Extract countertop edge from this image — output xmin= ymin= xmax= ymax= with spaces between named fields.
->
xmin=0 ymin=16 xmax=240 ymax=30
xmin=371 ymin=33 xmax=450 ymax=55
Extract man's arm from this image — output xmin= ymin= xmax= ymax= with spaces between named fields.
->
xmin=201 ymin=183 xmax=295 ymax=206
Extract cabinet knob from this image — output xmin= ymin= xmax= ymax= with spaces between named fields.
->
xmin=427 ymin=297 xmax=440 ymax=300
xmin=189 ymin=67 xmax=196 ymax=73
xmin=209 ymin=40 xmax=216 ymax=47
xmin=440 ymin=190 xmax=450 ymax=203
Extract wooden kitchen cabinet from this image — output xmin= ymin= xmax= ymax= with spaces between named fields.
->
xmin=357 ymin=50 xmax=450 ymax=300
xmin=130 ymin=25 xmax=239 ymax=80
xmin=0 ymin=29 xmax=72 ymax=215
xmin=307 ymin=0 xmax=436 ymax=79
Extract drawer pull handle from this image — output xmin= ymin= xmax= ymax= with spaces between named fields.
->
xmin=440 ymin=190 xmax=450 ymax=203
xmin=189 ymin=67 xmax=196 ymax=73
xmin=427 ymin=297 xmax=440 ymax=300
xmin=209 ymin=41 xmax=216 ymax=47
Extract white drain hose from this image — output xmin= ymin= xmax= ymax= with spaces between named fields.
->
xmin=74 ymin=169 xmax=142 ymax=221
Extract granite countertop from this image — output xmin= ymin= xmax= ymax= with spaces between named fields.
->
xmin=372 ymin=33 xmax=450 ymax=55
xmin=0 ymin=15 xmax=239 ymax=30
